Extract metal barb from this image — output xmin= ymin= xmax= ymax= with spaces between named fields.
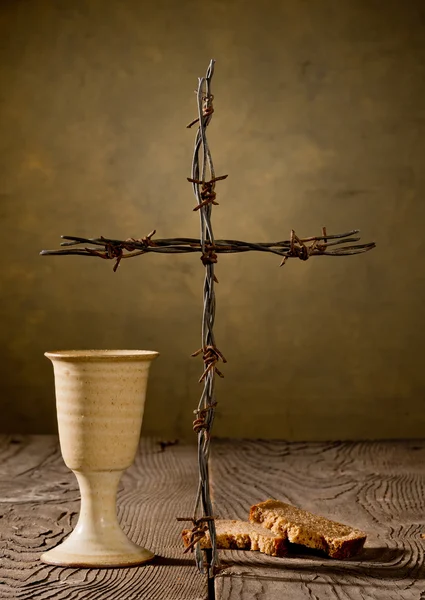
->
xmin=176 ymin=516 xmax=218 ymax=554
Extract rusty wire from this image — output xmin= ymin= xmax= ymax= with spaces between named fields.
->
xmin=176 ymin=516 xmax=216 ymax=554
xmin=41 ymin=230 xmax=375 ymax=267
xmin=188 ymin=59 xmax=221 ymax=577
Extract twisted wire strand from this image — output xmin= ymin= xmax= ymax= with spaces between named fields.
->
xmin=41 ymin=233 xmax=375 ymax=261
xmin=190 ymin=60 xmax=219 ymax=576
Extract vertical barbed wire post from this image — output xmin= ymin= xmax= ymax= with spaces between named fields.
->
xmin=188 ymin=59 xmax=223 ymax=577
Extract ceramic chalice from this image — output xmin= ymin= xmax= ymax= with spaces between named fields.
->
xmin=41 ymin=349 xmax=158 ymax=568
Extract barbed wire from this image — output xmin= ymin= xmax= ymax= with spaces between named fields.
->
xmin=41 ymin=230 xmax=375 ymax=269
xmin=188 ymin=59 xmax=220 ymax=577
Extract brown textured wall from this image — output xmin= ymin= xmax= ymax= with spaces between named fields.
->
xmin=1 ymin=0 xmax=424 ymax=439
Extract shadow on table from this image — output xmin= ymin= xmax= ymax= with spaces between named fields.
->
xmin=218 ymin=545 xmax=425 ymax=581
xmin=153 ymin=555 xmax=195 ymax=567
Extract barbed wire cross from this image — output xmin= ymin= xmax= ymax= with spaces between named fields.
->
xmin=42 ymin=59 xmax=375 ymax=578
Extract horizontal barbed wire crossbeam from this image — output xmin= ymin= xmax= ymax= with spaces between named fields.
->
xmin=41 ymin=230 xmax=375 ymax=268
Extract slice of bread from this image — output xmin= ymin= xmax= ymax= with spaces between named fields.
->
xmin=249 ymin=499 xmax=366 ymax=559
xmin=182 ymin=518 xmax=288 ymax=557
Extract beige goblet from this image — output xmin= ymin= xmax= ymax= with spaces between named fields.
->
xmin=41 ymin=349 xmax=159 ymax=568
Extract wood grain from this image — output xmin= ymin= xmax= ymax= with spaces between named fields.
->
xmin=0 ymin=435 xmax=206 ymax=600
xmin=210 ymin=440 xmax=425 ymax=600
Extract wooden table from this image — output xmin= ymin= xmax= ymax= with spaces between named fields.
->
xmin=212 ymin=439 xmax=425 ymax=600
xmin=0 ymin=436 xmax=205 ymax=600
xmin=1 ymin=437 xmax=424 ymax=599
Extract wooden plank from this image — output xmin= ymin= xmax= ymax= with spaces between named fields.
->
xmin=0 ymin=435 xmax=206 ymax=600
xmin=210 ymin=439 xmax=425 ymax=600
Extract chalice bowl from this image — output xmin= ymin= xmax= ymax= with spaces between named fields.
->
xmin=41 ymin=349 xmax=159 ymax=567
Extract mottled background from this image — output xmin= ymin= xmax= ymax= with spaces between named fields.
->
xmin=1 ymin=0 xmax=424 ymax=439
